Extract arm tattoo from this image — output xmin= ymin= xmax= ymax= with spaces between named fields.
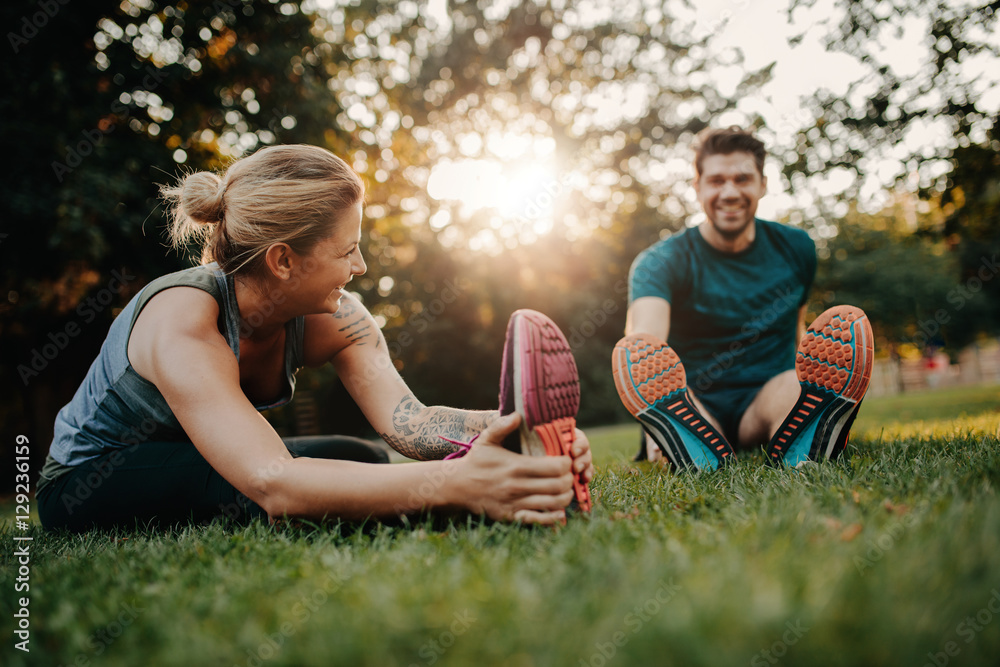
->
xmin=332 ymin=297 xmax=374 ymax=346
xmin=340 ymin=317 xmax=372 ymax=345
xmin=377 ymin=392 xmax=499 ymax=460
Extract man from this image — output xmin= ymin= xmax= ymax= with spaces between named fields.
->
xmin=612 ymin=127 xmax=873 ymax=469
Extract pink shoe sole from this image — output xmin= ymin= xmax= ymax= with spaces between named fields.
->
xmin=500 ymin=309 xmax=591 ymax=512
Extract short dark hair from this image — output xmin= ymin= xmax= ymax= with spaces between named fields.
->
xmin=693 ymin=126 xmax=766 ymax=177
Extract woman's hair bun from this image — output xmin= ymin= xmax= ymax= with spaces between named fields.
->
xmin=161 ymin=144 xmax=364 ymax=276
xmin=179 ymin=171 xmax=226 ymax=225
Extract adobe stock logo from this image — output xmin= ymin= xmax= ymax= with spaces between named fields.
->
xmin=578 ymin=578 xmax=681 ymax=667
xmin=8 ymin=0 xmax=71 ymax=54
xmin=749 ymin=620 xmax=810 ymax=666
xmin=923 ymin=588 xmax=1000 ymax=667
xmin=17 ymin=268 xmax=137 ymax=386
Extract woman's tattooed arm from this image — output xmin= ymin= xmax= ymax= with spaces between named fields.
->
xmin=328 ymin=296 xmax=496 ymax=459
xmin=377 ymin=393 xmax=499 ymax=460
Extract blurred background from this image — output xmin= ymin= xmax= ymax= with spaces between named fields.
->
xmin=2 ymin=0 xmax=999 ymax=483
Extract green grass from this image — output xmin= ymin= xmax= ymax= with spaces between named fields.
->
xmin=3 ymin=385 xmax=1000 ymax=666
xmin=854 ymin=383 xmax=1000 ymax=435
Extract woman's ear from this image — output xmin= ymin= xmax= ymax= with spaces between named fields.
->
xmin=263 ymin=242 xmax=295 ymax=281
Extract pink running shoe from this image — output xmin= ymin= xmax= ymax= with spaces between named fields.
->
xmin=499 ymin=309 xmax=591 ymax=513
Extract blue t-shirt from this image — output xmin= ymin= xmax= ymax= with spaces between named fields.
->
xmin=629 ymin=219 xmax=816 ymax=395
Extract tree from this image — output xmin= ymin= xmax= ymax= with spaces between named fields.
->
xmin=933 ymin=119 xmax=1000 ymax=341
xmin=781 ymin=0 xmax=999 ymax=193
xmin=1 ymin=0 xmax=352 ymax=465
xmin=806 ymin=196 xmax=991 ymax=354
xmin=780 ymin=0 xmax=1000 ymax=350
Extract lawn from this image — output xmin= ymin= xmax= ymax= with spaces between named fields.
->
xmin=3 ymin=384 xmax=999 ymax=667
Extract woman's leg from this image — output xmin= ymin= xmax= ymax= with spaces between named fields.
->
xmin=38 ymin=436 xmax=389 ymax=532
xmin=283 ymin=435 xmax=391 ymax=464
xmin=37 ymin=441 xmax=263 ymax=532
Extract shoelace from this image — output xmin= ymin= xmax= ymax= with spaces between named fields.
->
xmin=439 ymin=434 xmax=479 ymax=460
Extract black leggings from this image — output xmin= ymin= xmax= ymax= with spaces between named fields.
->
xmin=37 ymin=436 xmax=390 ymax=533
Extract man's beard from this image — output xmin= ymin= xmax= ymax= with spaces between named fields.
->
xmin=709 ymin=215 xmax=753 ymax=239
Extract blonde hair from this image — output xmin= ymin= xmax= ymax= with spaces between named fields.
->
xmin=161 ymin=144 xmax=364 ymax=278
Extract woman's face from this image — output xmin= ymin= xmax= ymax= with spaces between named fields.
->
xmin=295 ymin=201 xmax=367 ymax=315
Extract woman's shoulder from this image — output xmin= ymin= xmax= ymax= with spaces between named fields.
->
xmin=128 ymin=265 xmax=224 ymax=331
xmin=140 ymin=283 xmax=221 ymax=327
xmin=301 ymin=292 xmax=379 ymax=367
xmin=127 ymin=278 xmax=228 ymax=379
xmin=137 ymin=263 xmax=224 ymax=306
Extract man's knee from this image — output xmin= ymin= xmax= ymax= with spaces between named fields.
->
xmin=742 ymin=370 xmax=800 ymax=441
xmin=751 ymin=370 xmax=795 ymax=398
xmin=752 ymin=371 xmax=798 ymax=412
xmin=772 ymin=368 xmax=798 ymax=388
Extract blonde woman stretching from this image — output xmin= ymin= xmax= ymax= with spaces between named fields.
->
xmin=37 ymin=145 xmax=593 ymax=532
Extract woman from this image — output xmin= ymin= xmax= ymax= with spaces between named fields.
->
xmin=37 ymin=144 xmax=593 ymax=532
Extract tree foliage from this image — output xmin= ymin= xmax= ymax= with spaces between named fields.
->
xmin=782 ymin=0 xmax=999 ymax=192
xmin=1 ymin=0 xmax=350 ymax=449
xmin=321 ymin=0 xmax=774 ymax=426
xmin=807 ymin=196 xmax=993 ymax=354
xmin=783 ymin=0 xmax=1000 ymax=353
xmin=4 ymin=0 xmax=765 ymax=449
xmin=934 ymin=120 xmax=1000 ymax=340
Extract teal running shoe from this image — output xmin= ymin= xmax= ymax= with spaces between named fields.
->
xmin=613 ymin=333 xmax=735 ymax=471
xmin=766 ymin=305 xmax=874 ymax=466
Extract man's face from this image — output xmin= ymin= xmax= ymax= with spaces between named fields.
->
xmin=694 ymin=152 xmax=767 ymax=240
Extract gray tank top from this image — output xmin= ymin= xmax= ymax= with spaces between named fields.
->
xmin=42 ymin=263 xmax=305 ymax=481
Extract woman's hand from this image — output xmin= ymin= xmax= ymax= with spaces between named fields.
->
xmin=569 ymin=427 xmax=595 ymax=485
xmin=456 ymin=413 xmax=574 ymax=525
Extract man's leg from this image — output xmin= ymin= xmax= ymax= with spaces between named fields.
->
xmin=736 ymin=370 xmax=799 ymax=447
xmin=643 ymin=391 xmax=726 ymax=461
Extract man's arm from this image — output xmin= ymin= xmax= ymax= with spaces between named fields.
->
xmin=623 ymin=295 xmax=673 ymax=462
xmin=625 ymin=296 xmax=671 ymax=341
